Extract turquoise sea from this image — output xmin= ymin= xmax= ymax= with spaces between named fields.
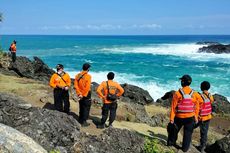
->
xmin=1 ymin=35 xmax=230 ymax=100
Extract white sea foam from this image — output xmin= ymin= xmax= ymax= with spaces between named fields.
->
xmin=101 ymin=43 xmax=230 ymax=63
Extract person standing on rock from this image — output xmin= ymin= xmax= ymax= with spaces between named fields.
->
xmin=49 ymin=64 xmax=71 ymax=113
xmin=197 ymin=81 xmax=214 ymax=152
xmin=96 ymin=72 xmax=124 ymax=129
xmin=168 ymin=74 xmax=201 ymax=152
xmin=9 ymin=40 xmax=17 ymax=62
xmin=74 ymin=63 xmax=92 ymax=127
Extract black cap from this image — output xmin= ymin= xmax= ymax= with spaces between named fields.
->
xmin=82 ymin=63 xmax=91 ymax=70
xmin=179 ymin=74 xmax=192 ymax=82
xmin=56 ymin=64 xmax=64 ymax=70
xmin=13 ymin=40 xmax=17 ymax=44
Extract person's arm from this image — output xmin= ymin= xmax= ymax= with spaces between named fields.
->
xmin=65 ymin=73 xmax=71 ymax=87
xmin=49 ymin=74 xmax=56 ymax=88
xmin=97 ymin=82 xmax=105 ymax=99
xmin=194 ymin=92 xmax=201 ymax=122
xmin=116 ymin=84 xmax=124 ymax=97
xmin=74 ymin=75 xmax=82 ymax=96
xmin=170 ymin=92 xmax=179 ymax=123
xmin=210 ymin=95 xmax=214 ymax=103
xmin=85 ymin=75 xmax=91 ymax=94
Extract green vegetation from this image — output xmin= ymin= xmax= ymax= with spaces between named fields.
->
xmin=49 ymin=150 xmax=60 ymax=153
xmin=144 ymin=137 xmax=174 ymax=153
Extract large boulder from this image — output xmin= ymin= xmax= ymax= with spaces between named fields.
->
xmin=212 ymin=94 xmax=230 ymax=114
xmin=3 ymin=55 xmax=55 ymax=82
xmin=0 ymin=123 xmax=47 ymax=153
xmin=198 ymin=44 xmax=230 ymax=54
xmin=206 ymin=134 xmax=230 ymax=153
xmin=72 ymin=127 xmax=145 ymax=153
xmin=0 ymin=92 xmax=81 ymax=152
xmin=121 ymin=83 xmax=154 ymax=105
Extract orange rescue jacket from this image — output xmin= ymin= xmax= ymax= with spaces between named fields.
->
xmin=170 ymin=86 xmax=201 ymax=122
xmin=199 ymin=91 xmax=214 ymax=121
xmin=49 ymin=72 xmax=71 ymax=88
xmin=96 ymin=80 xmax=124 ymax=104
xmin=74 ymin=71 xmax=91 ymax=97
xmin=10 ymin=43 xmax=16 ymax=52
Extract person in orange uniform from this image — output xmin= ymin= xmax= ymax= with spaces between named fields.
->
xmin=168 ymin=74 xmax=201 ymax=152
xmin=9 ymin=40 xmax=17 ymax=62
xmin=96 ymin=72 xmax=124 ymax=129
xmin=74 ymin=63 xmax=91 ymax=127
xmin=197 ymin=81 xmax=214 ymax=152
xmin=49 ymin=64 xmax=71 ymax=113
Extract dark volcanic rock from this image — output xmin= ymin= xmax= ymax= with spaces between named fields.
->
xmin=2 ymin=55 xmax=55 ymax=82
xmin=0 ymin=92 xmax=81 ymax=152
xmin=156 ymin=90 xmax=175 ymax=107
xmin=206 ymin=134 xmax=230 ymax=153
xmin=213 ymin=94 xmax=230 ymax=114
xmin=198 ymin=44 xmax=230 ymax=54
xmin=121 ymin=83 xmax=154 ymax=105
xmin=72 ymin=128 xmax=144 ymax=153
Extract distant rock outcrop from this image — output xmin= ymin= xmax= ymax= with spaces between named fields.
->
xmin=156 ymin=90 xmax=175 ymax=107
xmin=0 ymin=92 xmax=81 ymax=152
xmin=196 ymin=41 xmax=221 ymax=45
xmin=206 ymin=134 xmax=230 ymax=153
xmin=0 ymin=123 xmax=47 ymax=153
xmin=198 ymin=44 xmax=230 ymax=54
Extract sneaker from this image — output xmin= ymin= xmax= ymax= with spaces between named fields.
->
xmin=81 ymin=121 xmax=90 ymax=127
xmin=97 ymin=124 xmax=105 ymax=129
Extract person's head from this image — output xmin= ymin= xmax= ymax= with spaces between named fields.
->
xmin=56 ymin=64 xmax=64 ymax=74
xmin=107 ymin=72 xmax=115 ymax=80
xmin=180 ymin=74 xmax=192 ymax=87
xmin=200 ymin=81 xmax=210 ymax=91
xmin=13 ymin=40 xmax=17 ymax=44
xmin=82 ymin=63 xmax=91 ymax=71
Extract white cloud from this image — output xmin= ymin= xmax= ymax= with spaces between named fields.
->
xmin=39 ymin=24 xmax=162 ymax=31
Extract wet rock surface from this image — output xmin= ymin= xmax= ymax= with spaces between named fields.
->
xmin=198 ymin=44 xmax=230 ymax=54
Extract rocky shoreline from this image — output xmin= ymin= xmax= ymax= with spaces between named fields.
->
xmin=0 ymin=54 xmax=230 ymax=153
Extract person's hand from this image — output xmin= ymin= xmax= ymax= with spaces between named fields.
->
xmin=64 ymin=86 xmax=69 ymax=90
xmin=78 ymin=95 xmax=83 ymax=99
xmin=170 ymin=120 xmax=174 ymax=124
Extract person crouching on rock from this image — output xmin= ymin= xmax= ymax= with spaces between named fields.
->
xmin=167 ymin=74 xmax=201 ymax=152
xmin=96 ymin=72 xmax=124 ymax=129
xmin=49 ymin=64 xmax=71 ymax=113
xmin=74 ymin=63 xmax=92 ymax=127
xmin=197 ymin=81 xmax=214 ymax=153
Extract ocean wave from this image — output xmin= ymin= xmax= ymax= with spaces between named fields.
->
xmin=68 ymin=70 xmax=230 ymax=101
xmin=100 ymin=43 xmax=230 ymax=63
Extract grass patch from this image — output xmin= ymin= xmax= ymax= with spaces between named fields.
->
xmin=144 ymin=137 xmax=174 ymax=153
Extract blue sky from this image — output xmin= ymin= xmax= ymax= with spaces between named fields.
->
xmin=0 ymin=0 xmax=230 ymax=35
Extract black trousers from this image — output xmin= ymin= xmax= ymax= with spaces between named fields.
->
xmin=53 ymin=88 xmax=70 ymax=113
xmin=11 ymin=52 xmax=16 ymax=62
xmin=172 ymin=117 xmax=195 ymax=152
xmin=199 ymin=119 xmax=210 ymax=148
xmin=101 ymin=102 xmax=117 ymax=125
xmin=79 ymin=97 xmax=91 ymax=124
